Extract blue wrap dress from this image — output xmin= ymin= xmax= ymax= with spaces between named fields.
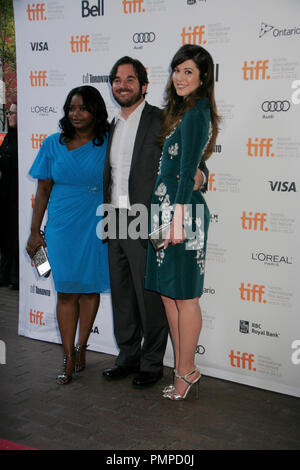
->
xmin=145 ymin=98 xmax=211 ymax=300
xmin=29 ymin=132 xmax=110 ymax=294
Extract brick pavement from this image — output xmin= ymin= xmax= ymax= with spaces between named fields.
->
xmin=1 ymin=286 xmax=300 ymax=451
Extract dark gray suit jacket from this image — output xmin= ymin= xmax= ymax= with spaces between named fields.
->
xmin=103 ymin=101 xmax=208 ymax=208
xmin=103 ymin=102 xmax=164 ymax=212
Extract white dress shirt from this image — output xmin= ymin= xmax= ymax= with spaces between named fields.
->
xmin=110 ymin=100 xmax=145 ymax=209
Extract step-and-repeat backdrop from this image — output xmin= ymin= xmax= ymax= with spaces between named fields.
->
xmin=14 ymin=0 xmax=300 ymax=397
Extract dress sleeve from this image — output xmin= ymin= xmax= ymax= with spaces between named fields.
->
xmin=28 ymin=136 xmax=53 ymax=180
xmin=174 ymin=105 xmax=210 ymax=205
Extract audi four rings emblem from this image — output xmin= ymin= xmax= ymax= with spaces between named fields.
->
xmin=262 ymin=100 xmax=290 ymax=112
xmin=133 ymin=32 xmax=156 ymax=43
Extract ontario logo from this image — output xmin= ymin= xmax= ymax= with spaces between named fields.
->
xmin=259 ymin=21 xmax=300 ymax=38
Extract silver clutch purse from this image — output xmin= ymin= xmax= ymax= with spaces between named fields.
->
xmin=32 ymin=246 xmax=51 ymax=277
xmin=149 ymin=222 xmax=171 ymax=251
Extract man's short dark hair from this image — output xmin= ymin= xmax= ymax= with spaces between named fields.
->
xmin=109 ymin=56 xmax=149 ymax=92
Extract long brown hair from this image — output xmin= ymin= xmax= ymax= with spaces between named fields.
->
xmin=160 ymin=45 xmax=220 ymax=160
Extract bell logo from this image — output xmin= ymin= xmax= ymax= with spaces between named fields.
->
xmin=27 ymin=3 xmax=47 ymax=21
xmin=247 ymin=138 xmax=274 ymax=157
xmin=208 ymin=173 xmax=216 ymax=191
xmin=239 ymin=282 xmax=267 ymax=303
xmin=29 ymin=70 xmax=48 ymax=87
xmin=82 ymin=0 xmax=104 ymax=17
xmin=229 ymin=350 xmax=256 ymax=371
xmin=181 ymin=25 xmax=206 ymax=45
xmin=242 ymin=60 xmax=270 ymax=80
xmin=241 ymin=211 xmax=268 ymax=231
xmin=122 ymin=0 xmax=145 ymax=13
xmin=31 ymin=134 xmax=48 ymax=149
xmin=29 ymin=309 xmax=45 ymax=326
xmin=70 ymin=35 xmax=91 ymax=53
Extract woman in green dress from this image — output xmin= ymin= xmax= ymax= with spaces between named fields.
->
xmin=145 ymin=45 xmax=220 ymax=400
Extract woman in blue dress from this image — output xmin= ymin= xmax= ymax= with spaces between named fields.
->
xmin=26 ymin=86 xmax=110 ymax=384
xmin=145 ymin=45 xmax=220 ymax=400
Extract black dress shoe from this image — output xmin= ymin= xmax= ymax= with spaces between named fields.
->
xmin=102 ymin=365 xmax=138 ymax=379
xmin=132 ymin=371 xmax=163 ymax=388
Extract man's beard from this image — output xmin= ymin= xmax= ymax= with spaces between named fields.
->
xmin=113 ymin=86 xmax=143 ymax=108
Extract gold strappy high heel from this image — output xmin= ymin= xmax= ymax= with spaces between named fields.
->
xmin=163 ymin=368 xmax=201 ymax=400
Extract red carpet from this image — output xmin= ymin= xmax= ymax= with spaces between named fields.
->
xmin=0 ymin=439 xmax=37 ymax=450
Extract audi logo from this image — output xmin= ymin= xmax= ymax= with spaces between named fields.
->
xmin=261 ymin=100 xmax=290 ymax=112
xmin=133 ymin=32 xmax=156 ymax=44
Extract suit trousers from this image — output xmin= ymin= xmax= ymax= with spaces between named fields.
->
xmin=107 ymin=210 xmax=169 ymax=375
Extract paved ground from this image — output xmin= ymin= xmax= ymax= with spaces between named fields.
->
xmin=1 ymin=286 xmax=300 ymax=452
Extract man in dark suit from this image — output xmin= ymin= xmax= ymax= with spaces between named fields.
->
xmin=102 ymin=57 xmax=208 ymax=388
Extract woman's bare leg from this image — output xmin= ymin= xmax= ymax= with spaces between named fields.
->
xmin=56 ymin=292 xmax=80 ymax=375
xmin=173 ymin=297 xmax=202 ymax=396
xmin=161 ymin=295 xmax=179 ymax=370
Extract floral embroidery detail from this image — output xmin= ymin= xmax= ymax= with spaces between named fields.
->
xmin=157 ymin=150 xmax=163 ymax=175
xmin=154 ymin=182 xmax=167 ymax=201
xmin=153 ymin=183 xmax=173 ymax=268
xmin=168 ymin=142 xmax=179 ymax=159
xmin=195 ymin=249 xmax=206 ymax=275
xmin=183 ymin=206 xmax=205 ymax=273
xmin=156 ymin=248 xmax=165 ymax=266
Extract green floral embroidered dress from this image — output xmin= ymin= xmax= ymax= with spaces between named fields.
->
xmin=145 ymin=98 xmax=211 ymax=300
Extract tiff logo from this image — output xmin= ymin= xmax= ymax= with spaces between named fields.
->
xmin=229 ymin=350 xmax=256 ymax=371
xmin=208 ymin=173 xmax=216 ymax=191
xmin=239 ymin=282 xmax=267 ymax=303
xmin=241 ymin=211 xmax=268 ymax=231
xmin=0 ymin=340 xmax=6 ymax=365
xmin=242 ymin=60 xmax=270 ymax=80
xmin=29 ymin=70 xmax=48 ymax=87
xmin=122 ymin=0 xmax=145 ymax=13
xmin=27 ymin=3 xmax=47 ymax=21
xmin=247 ymin=138 xmax=274 ymax=157
xmin=30 ymin=309 xmax=45 ymax=326
xmin=31 ymin=133 xmax=48 ymax=149
xmin=181 ymin=25 xmax=206 ymax=45
xmin=70 ymin=35 xmax=91 ymax=53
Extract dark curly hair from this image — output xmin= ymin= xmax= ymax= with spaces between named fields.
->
xmin=59 ymin=86 xmax=109 ymax=146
